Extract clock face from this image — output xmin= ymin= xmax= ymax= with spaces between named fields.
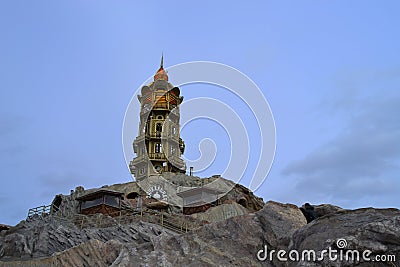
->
xmin=146 ymin=185 xmax=167 ymax=201
xmin=152 ymin=192 xmax=161 ymax=200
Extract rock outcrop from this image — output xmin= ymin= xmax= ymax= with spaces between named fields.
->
xmin=190 ymin=202 xmax=249 ymax=223
xmin=0 ymin=239 xmax=129 ymax=267
xmin=0 ymin=214 xmax=174 ymax=263
xmin=0 ymin=225 xmax=10 ymax=233
xmin=0 ymin=201 xmax=305 ymax=266
xmin=1 ymin=181 xmax=399 ymax=266
xmin=290 ymin=208 xmax=400 ymax=266
xmin=312 ymin=203 xmax=344 ymax=218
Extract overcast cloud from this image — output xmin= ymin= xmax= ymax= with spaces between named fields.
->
xmin=283 ymin=90 xmax=400 ymax=207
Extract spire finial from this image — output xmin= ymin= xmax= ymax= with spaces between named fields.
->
xmin=154 ymin=53 xmax=168 ymax=81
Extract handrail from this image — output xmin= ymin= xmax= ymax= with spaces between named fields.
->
xmin=27 ymin=204 xmax=207 ymax=234
xmin=27 ymin=205 xmax=52 ymax=219
xmin=71 ymin=210 xmax=206 ymax=234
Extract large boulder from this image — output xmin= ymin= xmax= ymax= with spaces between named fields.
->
xmin=257 ymin=201 xmax=307 ymax=249
xmin=313 ymin=203 xmax=344 ymax=218
xmin=289 ymin=208 xmax=400 ymax=266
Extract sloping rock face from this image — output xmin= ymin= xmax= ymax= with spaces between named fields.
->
xmin=225 ymin=183 xmax=264 ymax=212
xmin=0 ymin=215 xmax=174 ymax=264
xmin=1 ymin=200 xmax=399 ymax=266
xmin=117 ymin=201 xmax=307 ymax=267
xmin=0 ymin=201 xmax=305 ymax=266
xmin=0 ymin=239 xmax=129 ymax=267
xmin=190 ymin=203 xmax=249 ymax=223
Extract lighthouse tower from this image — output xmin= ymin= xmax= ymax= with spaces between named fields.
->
xmin=130 ymin=56 xmax=186 ymax=180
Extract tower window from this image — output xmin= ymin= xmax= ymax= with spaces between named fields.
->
xmin=156 ymin=123 xmax=162 ymax=133
xmin=172 ymin=126 xmax=176 ymax=135
xmin=155 ymin=143 xmax=162 ymax=153
xmin=157 ymin=115 xmax=163 ymax=120
xmin=171 ymin=146 xmax=176 ymax=156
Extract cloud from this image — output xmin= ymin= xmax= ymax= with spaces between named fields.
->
xmin=282 ymin=95 xmax=400 ymax=206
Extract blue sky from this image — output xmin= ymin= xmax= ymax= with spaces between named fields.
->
xmin=1 ymin=1 xmax=399 ymax=225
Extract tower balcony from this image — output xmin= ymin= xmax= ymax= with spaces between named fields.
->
xmin=134 ymin=134 xmax=147 ymax=143
xmin=133 ymin=153 xmax=185 ymax=163
xmin=148 ymin=153 xmax=166 ymax=160
xmin=168 ymin=155 xmax=186 ymax=170
xmin=155 ymin=133 xmax=179 ymax=140
xmin=150 ymin=132 xmax=163 ymax=139
xmin=148 ymin=153 xmax=185 ymax=169
xmin=152 ymin=102 xmax=169 ymax=110
xmin=135 ymin=132 xmax=178 ymax=142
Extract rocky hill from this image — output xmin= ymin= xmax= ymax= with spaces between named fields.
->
xmin=0 ymin=175 xmax=399 ymax=266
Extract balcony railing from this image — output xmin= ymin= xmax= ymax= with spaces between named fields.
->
xmin=153 ymin=103 xmax=169 ymax=109
xmin=148 ymin=153 xmax=166 ymax=160
xmin=138 ymin=132 xmax=179 ymax=140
